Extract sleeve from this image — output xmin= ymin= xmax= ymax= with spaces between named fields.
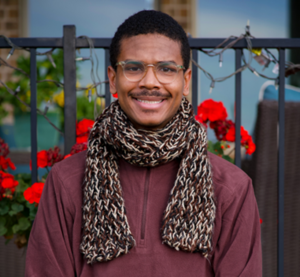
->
xmin=212 ymin=178 xmax=262 ymax=277
xmin=25 ymin=167 xmax=76 ymax=277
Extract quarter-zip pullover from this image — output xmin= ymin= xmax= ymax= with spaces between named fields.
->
xmin=25 ymin=150 xmax=262 ymax=277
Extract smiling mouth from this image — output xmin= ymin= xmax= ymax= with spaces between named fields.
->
xmin=136 ymin=99 xmax=163 ymax=104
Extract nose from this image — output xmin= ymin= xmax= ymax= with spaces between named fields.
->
xmin=138 ymin=65 xmax=161 ymax=89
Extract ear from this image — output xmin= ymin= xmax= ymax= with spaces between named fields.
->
xmin=107 ymin=65 xmax=117 ymax=95
xmin=183 ymin=68 xmax=192 ymax=97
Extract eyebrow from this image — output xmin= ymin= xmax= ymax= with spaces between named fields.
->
xmin=124 ymin=59 xmax=178 ymax=64
xmin=157 ymin=60 xmax=177 ymax=64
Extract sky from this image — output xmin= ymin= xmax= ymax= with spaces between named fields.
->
xmin=29 ymin=0 xmax=290 ymax=137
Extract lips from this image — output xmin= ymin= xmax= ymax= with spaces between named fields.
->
xmin=129 ymin=90 xmax=170 ymax=110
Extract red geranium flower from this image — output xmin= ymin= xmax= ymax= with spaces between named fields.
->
xmin=0 ymin=138 xmax=9 ymax=158
xmin=224 ymin=125 xmax=256 ymax=155
xmin=30 ymin=150 xmax=48 ymax=170
xmin=70 ymin=142 xmax=88 ymax=155
xmin=196 ymin=99 xmax=256 ymax=155
xmin=197 ymin=99 xmax=228 ymax=123
xmin=195 ymin=115 xmax=207 ymax=128
xmin=0 ymin=156 xmax=16 ymax=171
xmin=23 ymin=182 xmax=44 ymax=204
xmin=63 ymin=154 xmax=72 ymax=160
xmin=224 ymin=126 xmax=235 ymax=142
xmin=64 ymin=142 xmax=88 ymax=159
xmin=0 ymin=171 xmax=18 ymax=189
xmin=46 ymin=146 xmax=63 ymax=167
xmin=30 ymin=147 xmax=63 ymax=170
xmin=224 ymin=126 xmax=250 ymax=142
xmin=210 ymin=119 xmax=234 ymax=141
xmin=76 ymin=119 xmax=94 ymax=143
xmin=245 ymin=139 xmax=256 ymax=155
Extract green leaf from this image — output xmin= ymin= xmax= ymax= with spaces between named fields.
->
xmin=207 ymin=141 xmax=214 ymax=153
xmin=8 ymin=211 xmax=18 ymax=216
xmin=0 ymin=216 xmax=7 ymax=235
xmin=15 ymin=175 xmax=31 ymax=194
xmin=12 ymin=224 xmax=20 ymax=233
xmin=18 ymin=217 xmax=31 ymax=231
xmin=0 ymin=205 xmax=9 ymax=216
xmin=0 ymin=225 xmax=7 ymax=236
xmin=25 ymin=201 xmax=37 ymax=220
xmin=11 ymin=203 xmax=24 ymax=213
xmin=0 ymin=217 xmax=6 ymax=226
xmin=222 ymin=154 xmax=234 ymax=164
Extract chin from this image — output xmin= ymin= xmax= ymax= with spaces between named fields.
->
xmin=134 ymin=119 xmax=165 ymax=130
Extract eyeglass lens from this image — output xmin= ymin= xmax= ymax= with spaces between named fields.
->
xmin=123 ymin=61 xmax=179 ymax=83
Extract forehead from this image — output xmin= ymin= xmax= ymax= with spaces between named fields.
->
xmin=118 ymin=34 xmax=183 ymax=64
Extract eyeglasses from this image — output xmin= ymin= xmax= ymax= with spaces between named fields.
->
xmin=115 ymin=60 xmax=185 ymax=84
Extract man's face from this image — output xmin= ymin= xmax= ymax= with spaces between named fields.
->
xmin=108 ymin=34 xmax=191 ymax=130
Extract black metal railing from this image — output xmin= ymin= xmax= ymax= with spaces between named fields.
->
xmin=1 ymin=24 xmax=300 ymax=277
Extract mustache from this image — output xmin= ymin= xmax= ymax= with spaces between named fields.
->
xmin=129 ymin=90 xmax=171 ymax=98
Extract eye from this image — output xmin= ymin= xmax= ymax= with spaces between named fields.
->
xmin=157 ymin=64 xmax=177 ymax=74
xmin=124 ymin=62 xmax=144 ymax=73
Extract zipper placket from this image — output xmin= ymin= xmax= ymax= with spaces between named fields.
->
xmin=140 ymin=168 xmax=151 ymax=242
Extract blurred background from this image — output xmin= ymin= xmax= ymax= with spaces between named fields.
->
xmin=0 ymin=0 xmax=294 ymax=138
xmin=30 ymin=0 xmax=290 ymax=135
xmin=1 ymin=1 xmax=300 ymax=277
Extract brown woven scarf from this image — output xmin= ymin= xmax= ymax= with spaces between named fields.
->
xmin=80 ymin=97 xmax=216 ymax=264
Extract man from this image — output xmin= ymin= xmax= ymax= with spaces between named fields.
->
xmin=25 ymin=10 xmax=262 ymax=276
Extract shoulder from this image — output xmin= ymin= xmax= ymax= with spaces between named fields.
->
xmin=51 ymin=150 xmax=87 ymax=182
xmin=208 ymin=152 xmax=253 ymax=206
xmin=48 ymin=150 xmax=87 ymax=198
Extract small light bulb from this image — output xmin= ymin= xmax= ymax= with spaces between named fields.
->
xmin=209 ymin=81 xmax=215 ymax=94
xmin=44 ymin=101 xmax=50 ymax=115
xmin=219 ymin=53 xmax=223 ymax=68
xmin=47 ymin=53 xmax=56 ymax=68
xmin=7 ymin=48 xmax=15 ymax=60
xmin=88 ymin=90 xmax=92 ymax=102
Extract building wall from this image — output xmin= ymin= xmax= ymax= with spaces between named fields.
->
xmin=0 ymin=0 xmax=28 ymax=82
xmin=154 ymin=0 xmax=197 ymax=37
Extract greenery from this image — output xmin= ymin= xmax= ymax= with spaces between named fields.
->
xmin=0 ymin=173 xmax=36 ymax=247
xmin=0 ymin=49 xmax=104 ymax=130
xmin=207 ymin=141 xmax=234 ymax=163
xmin=0 ymin=50 xmax=64 ymax=120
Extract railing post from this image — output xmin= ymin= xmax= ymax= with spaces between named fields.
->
xmin=63 ymin=25 xmax=77 ymax=154
xmin=30 ymin=48 xmax=37 ymax=184
xmin=105 ymin=49 xmax=111 ymax=107
xmin=234 ymin=49 xmax=242 ymax=168
xmin=277 ymin=48 xmax=285 ymax=277
xmin=192 ymin=49 xmax=198 ymax=114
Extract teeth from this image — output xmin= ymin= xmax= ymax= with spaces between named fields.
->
xmin=137 ymin=99 xmax=163 ymax=104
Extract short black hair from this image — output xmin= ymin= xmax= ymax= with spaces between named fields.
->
xmin=110 ymin=10 xmax=190 ymax=71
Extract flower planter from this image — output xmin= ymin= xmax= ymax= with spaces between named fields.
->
xmin=0 ymin=236 xmax=26 ymax=277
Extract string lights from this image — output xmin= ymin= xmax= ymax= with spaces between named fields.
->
xmin=1 ymin=24 xmax=300 ymax=134
xmin=192 ymin=20 xmax=299 ymax=94
xmin=0 ymin=34 xmax=107 ymax=135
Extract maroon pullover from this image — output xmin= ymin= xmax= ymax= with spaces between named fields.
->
xmin=25 ymin=151 xmax=262 ymax=276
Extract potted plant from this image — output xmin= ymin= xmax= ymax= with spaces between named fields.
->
xmin=195 ymin=99 xmax=256 ymax=161
xmin=0 ymin=119 xmax=92 ymax=248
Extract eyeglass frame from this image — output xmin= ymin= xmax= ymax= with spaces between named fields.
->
xmin=115 ymin=60 xmax=186 ymax=84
